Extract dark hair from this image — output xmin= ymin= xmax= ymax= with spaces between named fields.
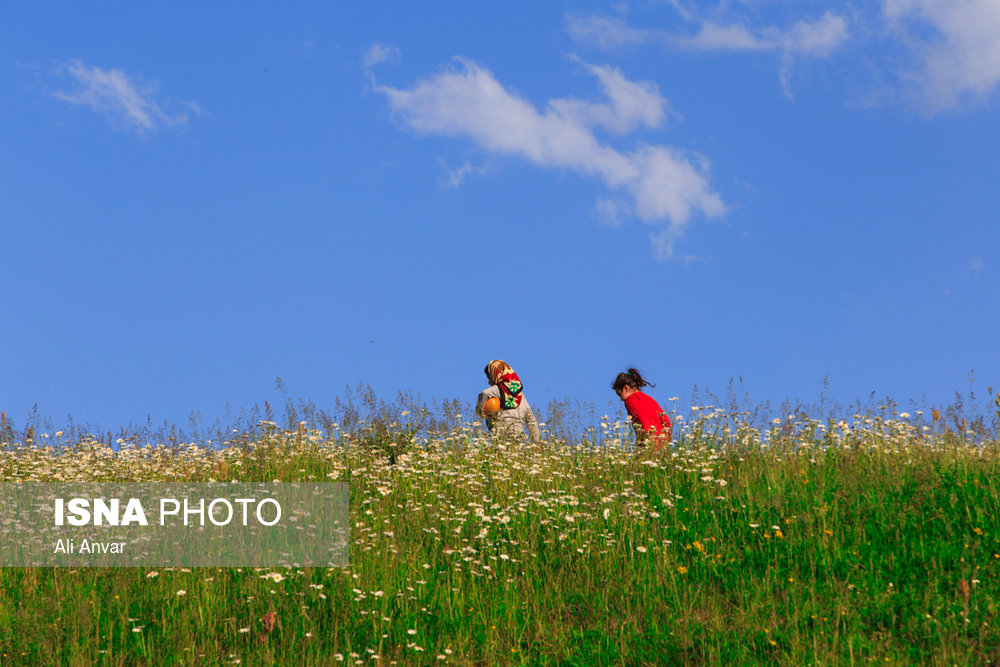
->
xmin=612 ymin=368 xmax=654 ymax=393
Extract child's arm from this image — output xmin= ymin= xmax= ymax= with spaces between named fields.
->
xmin=659 ymin=413 xmax=672 ymax=443
xmin=476 ymin=386 xmax=499 ymax=419
xmin=522 ymin=400 xmax=541 ymax=443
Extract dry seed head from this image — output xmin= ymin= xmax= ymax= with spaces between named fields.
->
xmin=259 ymin=610 xmax=278 ymax=642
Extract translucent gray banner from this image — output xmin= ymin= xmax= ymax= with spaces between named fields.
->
xmin=0 ymin=483 xmax=349 ymax=567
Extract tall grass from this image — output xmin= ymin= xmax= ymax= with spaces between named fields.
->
xmin=1 ymin=389 xmax=999 ymax=665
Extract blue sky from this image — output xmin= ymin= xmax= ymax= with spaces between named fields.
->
xmin=2 ymin=2 xmax=998 ymax=433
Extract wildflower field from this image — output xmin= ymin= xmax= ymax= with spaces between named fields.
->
xmin=1 ymin=388 xmax=1000 ymax=666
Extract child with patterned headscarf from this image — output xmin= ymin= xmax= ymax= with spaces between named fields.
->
xmin=476 ymin=359 xmax=541 ymax=444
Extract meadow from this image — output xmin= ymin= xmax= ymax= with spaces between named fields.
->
xmin=1 ymin=387 xmax=999 ymax=666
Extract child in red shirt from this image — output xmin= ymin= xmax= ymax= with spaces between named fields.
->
xmin=612 ymin=368 xmax=672 ymax=450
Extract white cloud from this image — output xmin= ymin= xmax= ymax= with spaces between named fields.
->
xmin=52 ymin=59 xmax=196 ymax=135
xmin=595 ymin=196 xmax=629 ymax=226
xmin=440 ymin=160 xmax=488 ymax=188
xmin=779 ymin=12 xmax=850 ymax=99
xmin=363 ymin=43 xmax=401 ymax=70
xmin=674 ymin=21 xmax=774 ymax=51
xmin=570 ymin=11 xmax=848 ymax=55
xmin=650 ymin=227 xmax=684 ymax=262
xmin=883 ymin=0 xmax=1000 ymax=112
xmin=374 ymin=58 xmax=724 ymax=258
xmin=570 ymin=3 xmax=1000 ymax=114
xmin=566 ymin=15 xmax=650 ymax=50
xmin=550 ymin=63 xmax=675 ymax=134
xmin=568 ymin=11 xmax=850 ymax=99
xmin=783 ymin=12 xmax=850 ymax=57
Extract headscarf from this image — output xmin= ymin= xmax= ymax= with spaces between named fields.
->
xmin=484 ymin=360 xmax=523 ymax=410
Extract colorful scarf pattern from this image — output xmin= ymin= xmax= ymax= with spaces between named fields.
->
xmin=485 ymin=360 xmax=524 ymax=410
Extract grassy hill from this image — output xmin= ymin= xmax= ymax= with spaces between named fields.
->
xmin=1 ymin=395 xmax=999 ymax=665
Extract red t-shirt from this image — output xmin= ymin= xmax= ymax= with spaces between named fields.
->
xmin=624 ymin=391 xmax=672 ymax=443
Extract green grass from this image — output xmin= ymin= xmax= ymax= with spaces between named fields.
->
xmin=1 ymin=408 xmax=999 ymax=665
